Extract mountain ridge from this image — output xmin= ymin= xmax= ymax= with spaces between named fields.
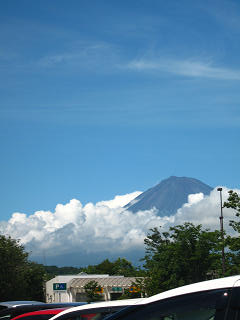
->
xmin=125 ymin=176 xmax=213 ymax=216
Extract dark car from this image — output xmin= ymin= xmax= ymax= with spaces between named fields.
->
xmin=10 ymin=308 xmax=68 ymax=320
xmin=0 ymin=302 xmax=45 ymax=311
xmin=103 ymin=275 xmax=240 ymax=320
xmin=0 ymin=303 xmax=87 ymax=320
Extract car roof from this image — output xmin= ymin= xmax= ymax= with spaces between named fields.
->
xmin=135 ymin=275 xmax=240 ymax=305
xmin=11 ymin=308 xmax=68 ymax=320
xmin=0 ymin=302 xmax=44 ymax=309
xmin=49 ymin=298 xmax=145 ymax=320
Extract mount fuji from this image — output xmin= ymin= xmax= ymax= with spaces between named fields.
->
xmin=125 ymin=176 xmax=213 ymax=216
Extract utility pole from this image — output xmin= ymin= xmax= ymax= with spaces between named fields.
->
xmin=217 ymin=187 xmax=226 ymax=275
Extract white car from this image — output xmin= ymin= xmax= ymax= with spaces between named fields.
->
xmin=103 ymin=275 xmax=240 ymax=320
xmin=49 ymin=298 xmax=145 ymax=320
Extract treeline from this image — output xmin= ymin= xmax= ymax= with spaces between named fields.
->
xmin=44 ymin=265 xmax=83 ymax=279
xmin=45 ymin=257 xmax=142 ymax=280
xmin=1 ymin=190 xmax=240 ymax=300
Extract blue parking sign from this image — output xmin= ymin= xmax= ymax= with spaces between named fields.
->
xmin=53 ymin=283 xmax=67 ymax=290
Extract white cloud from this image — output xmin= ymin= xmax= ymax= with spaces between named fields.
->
xmin=127 ymin=58 xmax=240 ymax=80
xmin=183 ymin=192 xmax=204 ymax=208
xmin=174 ymin=187 xmax=237 ymax=234
xmin=0 ymin=187 xmax=238 ymax=262
xmin=36 ymin=42 xmax=119 ymax=72
xmin=97 ymin=191 xmax=142 ymax=208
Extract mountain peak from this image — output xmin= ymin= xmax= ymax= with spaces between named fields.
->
xmin=125 ymin=176 xmax=213 ymax=216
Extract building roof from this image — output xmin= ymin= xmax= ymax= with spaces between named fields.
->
xmin=69 ymin=276 xmax=141 ymax=289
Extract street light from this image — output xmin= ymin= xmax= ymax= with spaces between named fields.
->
xmin=217 ymin=187 xmax=225 ymax=275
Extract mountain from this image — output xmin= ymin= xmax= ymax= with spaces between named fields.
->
xmin=125 ymin=176 xmax=213 ymax=216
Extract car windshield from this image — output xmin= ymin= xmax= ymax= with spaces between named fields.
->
xmin=104 ymin=288 xmax=230 ymax=320
xmin=57 ymin=307 xmax=122 ymax=320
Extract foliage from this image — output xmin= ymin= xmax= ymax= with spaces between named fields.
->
xmin=0 ymin=234 xmax=28 ymax=300
xmin=83 ymin=280 xmax=103 ymax=302
xmin=118 ymin=278 xmax=147 ymax=299
xmin=118 ymin=288 xmax=141 ymax=299
xmin=224 ymin=190 xmax=240 ymax=275
xmin=142 ymin=223 xmax=223 ymax=296
xmin=82 ymin=259 xmax=113 ymax=275
xmin=111 ymin=258 xmax=137 ymax=276
xmin=224 ymin=190 xmax=240 ymax=216
xmin=44 ymin=258 xmax=139 ymax=279
xmin=224 ymin=190 xmax=240 ymax=236
xmin=23 ymin=262 xmax=46 ymax=300
xmin=44 ymin=265 xmax=82 ymax=280
xmin=82 ymin=258 xmax=138 ymax=277
xmin=0 ymin=234 xmax=46 ymax=300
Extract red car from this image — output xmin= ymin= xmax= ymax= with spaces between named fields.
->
xmin=10 ymin=308 xmax=68 ymax=320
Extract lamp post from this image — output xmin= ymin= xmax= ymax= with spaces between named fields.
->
xmin=217 ymin=187 xmax=225 ymax=275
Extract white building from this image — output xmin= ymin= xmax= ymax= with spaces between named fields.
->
xmin=46 ymin=273 xmax=142 ymax=302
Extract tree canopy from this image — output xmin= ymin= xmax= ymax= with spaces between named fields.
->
xmin=142 ymin=222 xmax=223 ymax=295
xmin=224 ymin=190 xmax=240 ymax=274
xmin=0 ymin=234 xmax=46 ymax=301
xmin=224 ymin=190 xmax=240 ymax=216
xmin=83 ymin=280 xmax=103 ymax=302
xmin=81 ymin=258 xmax=138 ymax=277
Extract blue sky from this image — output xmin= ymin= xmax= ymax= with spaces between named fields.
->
xmin=1 ymin=0 xmax=240 ymax=225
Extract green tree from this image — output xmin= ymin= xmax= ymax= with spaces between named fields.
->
xmin=224 ymin=190 xmax=240 ymax=216
xmin=83 ymin=280 xmax=103 ymax=303
xmin=82 ymin=258 xmax=138 ymax=277
xmin=118 ymin=287 xmax=141 ymax=299
xmin=224 ymin=190 xmax=240 ymax=275
xmin=224 ymin=190 xmax=240 ymax=237
xmin=0 ymin=234 xmax=28 ymax=300
xmin=118 ymin=278 xmax=146 ymax=299
xmin=44 ymin=265 xmax=83 ymax=280
xmin=90 ymin=259 xmax=113 ymax=275
xmin=24 ymin=262 xmax=46 ymax=300
xmin=142 ymin=223 xmax=222 ymax=296
xmin=111 ymin=258 xmax=137 ymax=276
xmin=0 ymin=234 xmax=45 ymax=300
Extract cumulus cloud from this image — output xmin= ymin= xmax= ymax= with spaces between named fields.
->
xmin=0 ymin=187 xmax=238 ymax=264
xmin=0 ymin=192 xmax=168 ymax=258
xmin=174 ymin=188 xmax=237 ymax=234
xmin=97 ymin=191 xmax=142 ymax=208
